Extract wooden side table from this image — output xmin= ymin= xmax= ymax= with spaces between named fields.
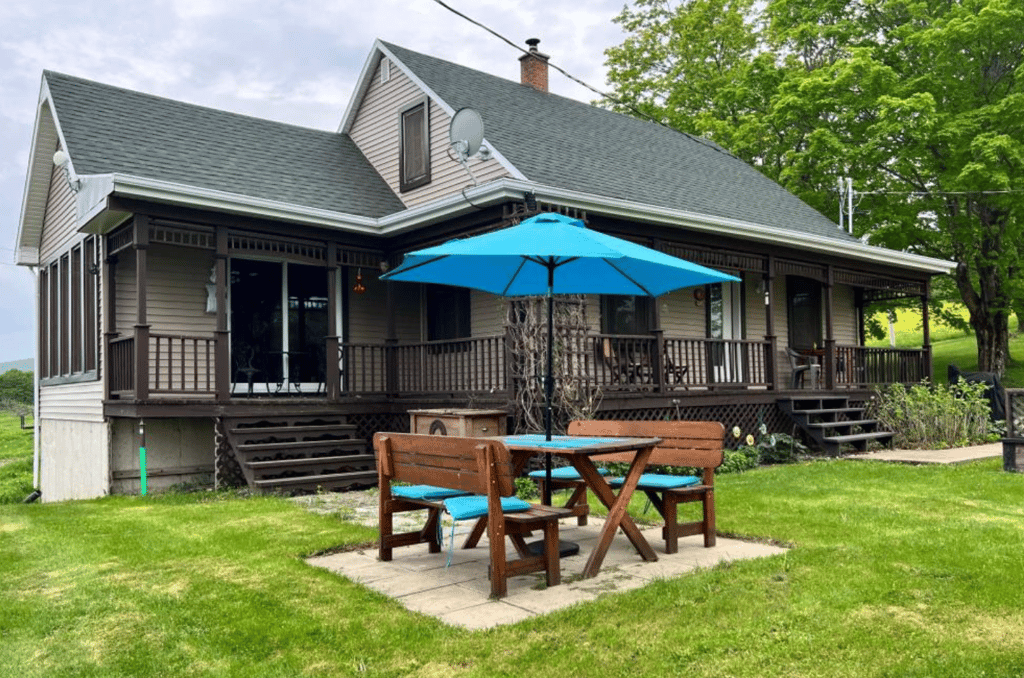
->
xmin=408 ymin=409 xmax=507 ymax=437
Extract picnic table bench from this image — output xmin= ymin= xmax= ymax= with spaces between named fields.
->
xmin=374 ymin=432 xmax=571 ymax=599
xmin=562 ymin=420 xmax=725 ymax=552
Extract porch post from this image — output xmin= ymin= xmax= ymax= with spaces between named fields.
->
xmin=764 ymin=255 xmax=777 ymax=390
xmin=384 ymin=268 xmax=398 ymax=396
xmin=103 ymin=248 xmax=118 ymax=400
xmin=922 ymin=279 xmax=933 ymax=383
xmin=214 ymin=227 xmax=230 ymax=400
xmin=650 ymin=283 xmax=664 ymax=393
xmin=824 ymin=265 xmax=836 ymax=390
xmin=325 ymin=244 xmax=341 ymax=401
xmin=133 ymin=215 xmax=150 ymax=401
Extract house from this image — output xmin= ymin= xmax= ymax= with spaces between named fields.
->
xmin=15 ymin=39 xmax=952 ymax=502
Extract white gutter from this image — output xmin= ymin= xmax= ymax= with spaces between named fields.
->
xmin=79 ymin=173 xmax=952 ymax=275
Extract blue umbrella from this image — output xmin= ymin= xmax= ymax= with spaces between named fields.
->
xmin=383 ymin=213 xmax=739 ymax=501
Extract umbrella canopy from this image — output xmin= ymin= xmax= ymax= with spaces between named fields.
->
xmin=382 ymin=212 xmax=740 ymax=504
xmin=383 ymin=212 xmax=738 ymax=297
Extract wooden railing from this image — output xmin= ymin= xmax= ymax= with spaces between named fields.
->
xmin=391 ymin=335 xmax=507 ymax=395
xmin=833 ymin=345 xmax=928 ymax=387
xmin=149 ymin=333 xmax=217 ymax=394
xmin=103 ymin=332 xmax=930 ymax=400
xmin=108 ymin=336 xmax=135 ymax=394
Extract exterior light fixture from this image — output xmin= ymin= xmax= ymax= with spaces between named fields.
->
xmin=353 ymin=268 xmax=366 ymax=294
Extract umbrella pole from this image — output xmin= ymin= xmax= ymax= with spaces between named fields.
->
xmin=544 ymin=266 xmax=554 ymax=505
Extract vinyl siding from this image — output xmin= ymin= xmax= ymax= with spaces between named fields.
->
xmin=39 ymin=380 xmax=104 ymax=422
xmin=39 ymin=157 xmax=78 ymax=264
xmin=348 ymin=58 xmax=511 ymax=208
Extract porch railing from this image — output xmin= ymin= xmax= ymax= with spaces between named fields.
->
xmin=589 ymin=335 xmax=771 ymax=391
xmin=833 ymin=345 xmax=928 ymax=387
xmin=149 ymin=333 xmax=216 ymax=394
xmin=391 ymin=335 xmax=507 ymax=395
xmin=108 ymin=336 xmax=135 ymax=394
xmin=104 ymin=332 xmax=930 ymax=400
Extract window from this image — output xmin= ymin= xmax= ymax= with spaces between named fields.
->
xmin=399 ymin=99 xmax=430 ymax=192
xmin=600 ymin=295 xmax=651 ymax=335
xmin=426 ymin=285 xmax=470 ymax=341
xmin=40 ymin=236 xmax=99 ymax=381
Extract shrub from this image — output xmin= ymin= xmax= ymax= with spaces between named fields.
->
xmin=515 ymin=476 xmax=539 ymax=500
xmin=868 ymin=380 xmax=993 ymax=449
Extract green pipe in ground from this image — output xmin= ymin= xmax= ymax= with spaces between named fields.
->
xmin=139 ymin=420 xmax=147 ymax=496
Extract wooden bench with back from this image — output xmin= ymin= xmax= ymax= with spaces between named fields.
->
xmin=566 ymin=420 xmax=725 ymax=553
xmin=373 ymin=432 xmax=571 ymax=599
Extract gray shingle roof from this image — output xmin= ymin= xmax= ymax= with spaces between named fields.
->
xmin=45 ymin=71 xmax=404 ymax=219
xmin=383 ymin=42 xmax=855 ymax=242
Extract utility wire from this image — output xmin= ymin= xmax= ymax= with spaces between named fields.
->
xmin=428 ymin=0 xmax=740 ymax=161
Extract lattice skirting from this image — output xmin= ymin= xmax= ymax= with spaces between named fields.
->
xmin=213 ymin=416 xmax=246 ymax=489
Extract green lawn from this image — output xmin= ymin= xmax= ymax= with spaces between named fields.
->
xmin=0 ymin=412 xmax=34 ymax=503
xmin=3 ymin=457 xmax=1024 ymax=677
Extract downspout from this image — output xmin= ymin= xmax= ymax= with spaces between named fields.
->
xmin=31 ymin=264 xmax=41 ymax=492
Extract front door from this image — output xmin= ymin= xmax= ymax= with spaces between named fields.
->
xmin=230 ymin=259 xmax=329 ymax=393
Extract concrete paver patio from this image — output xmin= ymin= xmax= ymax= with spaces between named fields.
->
xmin=307 ymin=517 xmax=786 ymax=630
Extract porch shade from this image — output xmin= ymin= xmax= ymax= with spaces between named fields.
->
xmin=381 ymin=212 xmax=739 ymax=502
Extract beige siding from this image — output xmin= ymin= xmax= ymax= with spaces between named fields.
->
xmin=833 ymin=284 xmax=858 ymax=344
xmin=39 ymin=419 xmax=109 ymax=501
xmin=349 ymin=58 xmax=511 ymax=207
xmin=470 ymin=291 xmax=505 ymax=337
xmin=347 ymin=268 xmax=391 ymax=344
xmin=39 ymin=381 xmax=104 ymax=422
xmin=114 ymin=244 xmax=215 ymax=335
xmin=39 ymin=157 xmax=78 ymax=264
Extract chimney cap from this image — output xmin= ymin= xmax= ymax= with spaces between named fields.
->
xmin=526 ymin=38 xmax=541 ymax=51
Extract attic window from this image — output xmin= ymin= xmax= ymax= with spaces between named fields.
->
xmin=399 ymin=99 xmax=430 ymax=192
xmin=380 ymin=57 xmax=390 ymax=84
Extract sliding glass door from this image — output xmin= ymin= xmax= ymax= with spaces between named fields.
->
xmin=230 ymin=259 xmax=329 ymax=393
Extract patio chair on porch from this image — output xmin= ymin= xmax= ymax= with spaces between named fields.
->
xmin=786 ymin=348 xmax=820 ymax=389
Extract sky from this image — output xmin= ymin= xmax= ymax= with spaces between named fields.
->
xmin=0 ymin=0 xmax=629 ymax=364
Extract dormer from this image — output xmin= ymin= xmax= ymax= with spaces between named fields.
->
xmin=341 ymin=41 xmax=521 ymax=208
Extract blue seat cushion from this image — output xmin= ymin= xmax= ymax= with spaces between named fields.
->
xmin=607 ymin=474 xmax=702 ymax=490
xmin=443 ymin=495 xmax=531 ymax=521
xmin=528 ymin=466 xmax=610 ymax=480
xmin=391 ymin=484 xmax=470 ymax=501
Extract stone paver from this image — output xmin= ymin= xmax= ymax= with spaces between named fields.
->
xmin=307 ymin=517 xmax=786 ymax=630
xmin=843 ymin=442 xmax=1001 ymax=465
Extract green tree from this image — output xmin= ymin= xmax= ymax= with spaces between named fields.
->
xmin=0 ymin=370 xmax=33 ymax=407
xmin=605 ymin=0 xmax=1024 ymax=375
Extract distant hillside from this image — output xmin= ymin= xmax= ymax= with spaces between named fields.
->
xmin=0 ymin=359 xmax=33 ymax=375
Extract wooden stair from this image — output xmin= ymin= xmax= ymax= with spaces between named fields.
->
xmin=222 ymin=414 xmax=375 ymax=494
xmin=778 ymin=396 xmax=894 ymax=455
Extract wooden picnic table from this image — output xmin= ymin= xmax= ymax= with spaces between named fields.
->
xmin=465 ymin=434 xmax=662 ymax=579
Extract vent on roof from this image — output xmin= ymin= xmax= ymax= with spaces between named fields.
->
xmin=381 ymin=57 xmax=391 ymax=84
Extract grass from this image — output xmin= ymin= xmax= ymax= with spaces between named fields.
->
xmin=3 ymin=456 xmax=1024 ymax=677
xmin=0 ymin=411 xmax=34 ymax=503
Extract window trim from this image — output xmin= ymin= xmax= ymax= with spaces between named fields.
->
xmin=399 ymin=97 xmax=431 ymax=192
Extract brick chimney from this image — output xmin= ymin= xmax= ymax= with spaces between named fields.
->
xmin=519 ymin=38 xmax=549 ymax=92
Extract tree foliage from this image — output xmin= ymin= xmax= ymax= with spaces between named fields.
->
xmin=0 ymin=370 xmax=33 ymax=409
xmin=605 ymin=0 xmax=1024 ymax=374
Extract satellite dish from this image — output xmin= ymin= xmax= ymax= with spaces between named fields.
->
xmin=449 ymin=108 xmax=484 ymax=160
